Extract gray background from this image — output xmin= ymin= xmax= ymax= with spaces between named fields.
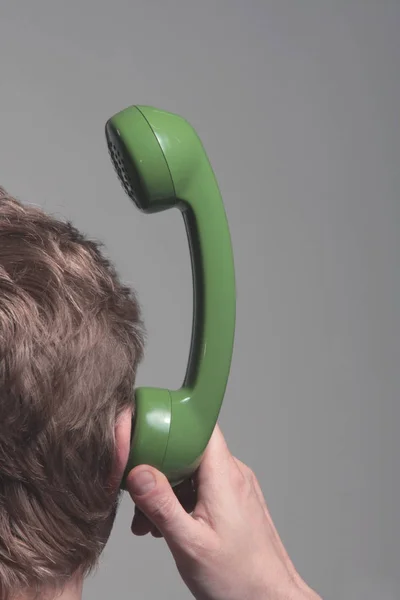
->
xmin=0 ymin=1 xmax=399 ymax=599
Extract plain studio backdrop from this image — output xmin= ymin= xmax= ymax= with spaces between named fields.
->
xmin=0 ymin=1 xmax=399 ymax=599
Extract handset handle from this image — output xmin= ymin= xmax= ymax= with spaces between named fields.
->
xmin=106 ymin=106 xmax=235 ymax=488
xmin=165 ymin=147 xmax=236 ymax=484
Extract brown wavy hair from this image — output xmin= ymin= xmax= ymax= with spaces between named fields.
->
xmin=0 ymin=188 xmax=144 ymax=600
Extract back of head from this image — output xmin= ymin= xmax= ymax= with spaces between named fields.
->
xmin=0 ymin=188 xmax=144 ymax=599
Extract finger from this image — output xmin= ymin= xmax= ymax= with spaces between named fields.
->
xmin=203 ymin=424 xmax=232 ymax=460
xmin=196 ymin=424 xmax=235 ymax=502
xmin=148 ymin=481 xmax=197 ymax=536
xmin=131 ymin=507 xmax=153 ymax=536
xmin=234 ymin=458 xmax=268 ymax=510
xmin=130 ymin=479 xmax=197 ymax=535
xmin=174 ymin=478 xmax=197 ymax=514
xmin=199 ymin=425 xmax=232 ymax=478
xmin=126 ymin=465 xmax=204 ymax=546
xmin=151 ymin=525 xmax=164 ymax=538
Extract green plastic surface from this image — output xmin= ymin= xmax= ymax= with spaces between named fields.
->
xmin=105 ymin=106 xmax=236 ymax=489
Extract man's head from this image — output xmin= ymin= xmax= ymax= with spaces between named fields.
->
xmin=0 ymin=188 xmax=145 ymax=599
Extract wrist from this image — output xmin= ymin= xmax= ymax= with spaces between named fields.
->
xmin=259 ymin=579 xmax=322 ymax=600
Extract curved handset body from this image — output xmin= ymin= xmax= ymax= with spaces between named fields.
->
xmin=105 ymin=106 xmax=236 ymax=489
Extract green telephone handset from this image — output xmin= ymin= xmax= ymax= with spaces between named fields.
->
xmin=105 ymin=106 xmax=236 ymax=490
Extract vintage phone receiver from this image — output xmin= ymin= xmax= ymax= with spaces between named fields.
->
xmin=105 ymin=106 xmax=236 ymax=489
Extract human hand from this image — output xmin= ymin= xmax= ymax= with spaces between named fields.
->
xmin=126 ymin=425 xmax=321 ymax=600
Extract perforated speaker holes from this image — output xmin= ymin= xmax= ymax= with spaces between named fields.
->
xmin=107 ymin=141 xmax=135 ymax=200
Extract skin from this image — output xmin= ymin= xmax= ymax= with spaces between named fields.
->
xmin=127 ymin=420 xmax=321 ymax=600
xmin=20 ymin=408 xmax=321 ymax=600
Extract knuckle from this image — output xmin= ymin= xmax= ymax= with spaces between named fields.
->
xmin=232 ymin=466 xmax=250 ymax=491
xmin=246 ymin=466 xmax=258 ymax=484
xmin=231 ymin=459 xmax=258 ymax=495
xmin=150 ymin=494 xmax=176 ymax=524
xmin=235 ymin=458 xmax=257 ymax=482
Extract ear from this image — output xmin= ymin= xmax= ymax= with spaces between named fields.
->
xmin=109 ymin=406 xmax=133 ymax=492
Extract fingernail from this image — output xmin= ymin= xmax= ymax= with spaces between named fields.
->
xmin=131 ymin=470 xmax=156 ymax=496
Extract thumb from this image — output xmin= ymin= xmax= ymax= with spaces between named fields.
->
xmin=126 ymin=466 xmax=201 ymax=546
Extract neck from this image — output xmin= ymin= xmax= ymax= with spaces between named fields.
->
xmin=17 ymin=576 xmax=83 ymax=600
